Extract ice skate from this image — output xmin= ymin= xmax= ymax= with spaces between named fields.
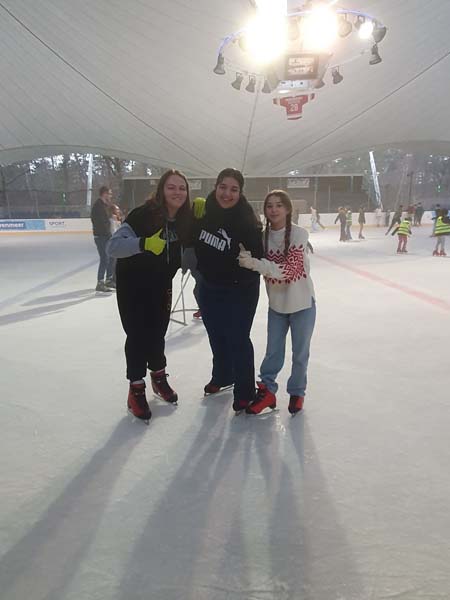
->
xmin=95 ymin=280 xmax=110 ymax=292
xmin=128 ymin=382 xmax=151 ymax=423
xmin=204 ymin=381 xmax=234 ymax=395
xmin=288 ymin=395 xmax=304 ymax=416
xmin=105 ymin=278 xmax=116 ymax=289
xmin=246 ymin=383 xmax=276 ymax=415
xmin=433 ymin=250 xmax=439 ymax=256
xmin=232 ymin=398 xmax=250 ymax=415
xmin=151 ymin=369 xmax=178 ymax=404
xmin=192 ymin=310 xmax=202 ymax=319
xmin=440 ymin=250 xmax=447 ymax=256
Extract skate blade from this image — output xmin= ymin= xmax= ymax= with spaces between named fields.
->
xmin=246 ymin=406 xmax=279 ymax=416
xmin=152 ymin=392 xmax=178 ymax=405
xmin=204 ymin=385 xmax=234 ymax=397
xmin=127 ymin=408 xmax=150 ymax=425
xmin=289 ymin=410 xmax=303 ymax=418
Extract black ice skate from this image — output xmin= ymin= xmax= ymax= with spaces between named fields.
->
xmin=151 ymin=369 xmax=178 ymax=404
xmin=128 ymin=382 xmax=151 ymax=423
xmin=232 ymin=398 xmax=250 ymax=414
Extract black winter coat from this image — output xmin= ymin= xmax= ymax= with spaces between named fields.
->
xmin=91 ymin=198 xmax=111 ymax=236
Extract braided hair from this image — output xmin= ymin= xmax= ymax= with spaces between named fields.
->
xmin=263 ymin=190 xmax=293 ymax=257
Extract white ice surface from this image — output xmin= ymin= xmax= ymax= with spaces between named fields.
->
xmin=0 ymin=227 xmax=449 ymax=600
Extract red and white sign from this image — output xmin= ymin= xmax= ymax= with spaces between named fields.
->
xmin=273 ymin=93 xmax=315 ymax=120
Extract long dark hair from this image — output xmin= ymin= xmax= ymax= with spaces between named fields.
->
xmin=263 ymin=190 xmax=293 ymax=257
xmin=209 ymin=167 xmax=261 ymax=230
xmin=147 ymin=169 xmax=192 ymax=242
xmin=215 ymin=167 xmax=245 ymax=191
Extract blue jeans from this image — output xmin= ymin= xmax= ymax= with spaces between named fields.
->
xmin=94 ymin=235 xmax=115 ymax=282
xmin=199 ymin=278 xmax=260 ymax=403
xmin=259 ymin=299 xmax=316 ymax=397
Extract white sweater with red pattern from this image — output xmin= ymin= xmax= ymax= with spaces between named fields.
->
xmin=251 ymin=224 xmax=315 ymax=314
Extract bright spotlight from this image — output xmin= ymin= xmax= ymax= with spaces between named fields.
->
xmin=373 ymin=24 xmax=387 ymax=43
xmin=301 ymin=4 xmax=338 ymax=52
xmin=245 ymin=15 xmax=287 ymax=64
xmin=231 ymin=73 xmax=244 ymax=90
xmin=332 ymin=67 xmax=343 ymax=84
xmin=337 ymin=16 xmax=352 ymax=38
xmin=359 ymin=20 xmax=374 ymax=39
xmin=369 ymin=43 xmax=382 ymax=65
xmin=246 ymin=76 xmax=257 ymax=93
xmin=213 ymin=54 xmax=226 ymax=75
xmin=262 ymin=79 xmax=272 ymax=93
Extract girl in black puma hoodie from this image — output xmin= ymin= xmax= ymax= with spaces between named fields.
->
xmin=193 ymin=168 xmax=264 ymax=412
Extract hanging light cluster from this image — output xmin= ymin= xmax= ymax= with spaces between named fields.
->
xmin=212 ymin=2 xmax=387 ymax=94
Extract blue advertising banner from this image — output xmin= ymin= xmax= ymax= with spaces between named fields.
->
xmin=0 ymin=219 xmax=45 ymax=231
xmin=0 ymin=220 xmax=26 ymax=230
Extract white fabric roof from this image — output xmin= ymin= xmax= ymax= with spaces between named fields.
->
xmin=0 ymin=0 xmax=449 ymax=176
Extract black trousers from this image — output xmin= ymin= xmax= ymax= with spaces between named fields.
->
xmin=117 ymin=281 xmax=172 ymax=381
xmin=199 ymin=277 xmax=260 ymax=403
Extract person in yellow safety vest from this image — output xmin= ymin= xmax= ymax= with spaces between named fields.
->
xmin=391 ymin=216 xmax=412 ymax=254
xmin=432 ymin=209 xmax=450 ymax=256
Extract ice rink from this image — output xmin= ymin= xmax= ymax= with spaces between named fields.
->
xmin=1 ymin=224 xmax=449 ymax=600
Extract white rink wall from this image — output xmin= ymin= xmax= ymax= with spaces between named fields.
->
xmin=0 ymin=212 xmax=436 ymax=233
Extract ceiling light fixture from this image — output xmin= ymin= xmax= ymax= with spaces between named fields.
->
xmin=369 ymin=43 xmax=382 ymax=65
xmin=231 ymin=73 xmax=244 ymax=90
xmin=331 ymin=67 xmax=343 ymax=84
xmin=246 ymin=76 xmax=257 ymax=92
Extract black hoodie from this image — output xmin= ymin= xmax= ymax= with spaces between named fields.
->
xmin=116 ymin=202 xmax=181 ymax=285
xmin=193 ymin=191 xmax=263 ymax=286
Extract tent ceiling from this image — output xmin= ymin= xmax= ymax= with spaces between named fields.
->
xmin=0 ymin=0 xmax=449 ymax=176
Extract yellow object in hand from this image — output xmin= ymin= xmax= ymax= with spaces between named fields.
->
xmin=144 ymin=229 xmax=166 ymax=255
xmin=193 ymin=197 xmax=206 ymax=219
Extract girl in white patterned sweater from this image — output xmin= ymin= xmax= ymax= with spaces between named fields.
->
xmin=238 ymin=190 xmax=316 ymax=415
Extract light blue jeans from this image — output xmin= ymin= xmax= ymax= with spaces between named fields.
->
xmin=259 ymin=299 xmax=316 ymax=397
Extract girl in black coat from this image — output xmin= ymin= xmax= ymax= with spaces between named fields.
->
xmin=108 ymin=170 xmax=192 ymax=422
xmin=193 ymin=168 xmax=264 ymax=412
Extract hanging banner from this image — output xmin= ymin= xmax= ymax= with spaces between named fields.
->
xmin=189 ymin=180 xmax=202 ymax=191
xmin=287 ymin=178 xmax=310 ymax=189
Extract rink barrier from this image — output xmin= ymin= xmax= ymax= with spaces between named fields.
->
xmin=0 ymin=213 xmax=435 ymax=234
xmin=0 ymin=218 xmax=91 ymax=233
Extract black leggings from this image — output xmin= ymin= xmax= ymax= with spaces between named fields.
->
xmin=117 ymin=282 xmax=172 ymax=381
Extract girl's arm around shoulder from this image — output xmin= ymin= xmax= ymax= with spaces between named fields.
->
xmin=107 ymin=222 xmax=142 ymax=258
xmin=240 ymin=224 xmax=264 ymax=259
xmin=239 ymin=225 xmax=309 ymax=281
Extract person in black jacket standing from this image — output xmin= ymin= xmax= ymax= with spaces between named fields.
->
xmin=107 ymin=170 xmax=191 ymax=422
xmin=193 ymin=168 xmax=264 ymax=413
xmin=91 ymin=186 xmax=115 ymax=291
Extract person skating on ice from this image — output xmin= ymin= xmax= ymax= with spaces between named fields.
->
xmin=391 ymin=215 xmax=412 ymax=254
xmin=345 ymin=207 xmax=353 ymax=240
xmin=385 ymin=205 xmax=403 ymax=235
xmin=107 ymin=170 xmax=192 ymax=423
xmin=334 ymin=207 xmax=346 ymax=241
xmin=432 ymin=208 xmax=450 ymax=256
xmin=192 ymin=168 xmax=264 ymax=413
xmin=358 ymin=206 xmax=366 ymax=239
xmin=238 ymin=190 xmax=316 ymax=416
